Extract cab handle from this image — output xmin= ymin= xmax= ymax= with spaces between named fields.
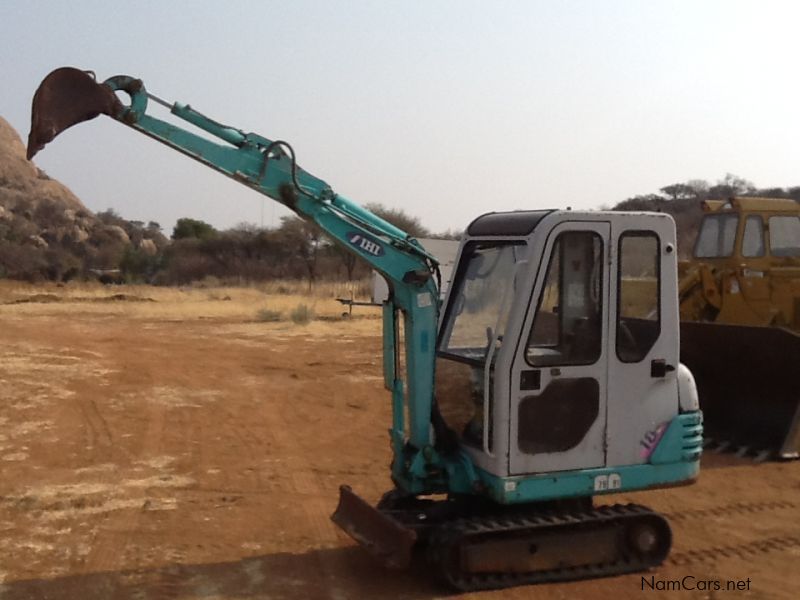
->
xmin=651 ymin=359 xmax=676 ymax=378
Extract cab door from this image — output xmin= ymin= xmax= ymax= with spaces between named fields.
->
xmin=606 ymin=218 xmax=680 ymax=466
xmin=509 ymin=222 xmax=610 ymax=474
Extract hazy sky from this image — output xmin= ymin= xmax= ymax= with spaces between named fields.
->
xmin=2 ymin=1 xmax=799 ymax=234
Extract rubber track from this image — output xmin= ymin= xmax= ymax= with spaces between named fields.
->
xmin=428 ymin=503 xmax=668 ymax=592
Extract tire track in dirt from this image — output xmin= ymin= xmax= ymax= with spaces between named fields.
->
xmin=62 ymin=365 xmax=131 ymax=577
xmin=0 ymin=328 xmax=136 ymax=582
xmin=663 ymin=500 xmax=797 ymax=522
xmin=166 ymin=390 xmax=347 ymax=598
xmin=75 ymin=397 xmax=116 ymax=459
xmin=75 ymin=370 xmax=182 ymax=581
xmin=263 ymin=406 xmax=353 ymax=599
xmin=669 ymin=535 xmax=800 ymax=566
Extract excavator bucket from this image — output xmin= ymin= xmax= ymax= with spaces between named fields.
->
xmin=331 ymin=485 xmax=417 ymax=569
xmin=27 ymin=67 xmax=122 ymax=160
xmin=680 ymin=321 xmax=800 ymax=459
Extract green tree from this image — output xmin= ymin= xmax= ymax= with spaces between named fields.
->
xmin=332 ymin=242 xmax=359 ymax=281
xmin=708 ymin=173 xmax=755 ymax=199
xmin=172 ymin=218 xmax=218 ymax=240
xmin=119 ymin=246 xmax=160 ymax=282
xmin=614 ymin=194 xmax=666 ymax=211
xmin=275 ymin=216 xmax=324 ymax=287
xmin=659 ymin=184 xmax=697 ymax=202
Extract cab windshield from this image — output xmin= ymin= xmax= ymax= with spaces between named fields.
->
xmin=694 ymin=213 xmax=738 ymax=258
xmin=438 ymin=241 xmax=525 ymax=365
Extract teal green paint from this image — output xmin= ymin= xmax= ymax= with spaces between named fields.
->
xmin=651 ymin=411 xmax=703 ymax=464
xmin=479 ymin=460 xmax=700 ymax=504
xmin=382 ymin=302 xmax=396 ymax=390
xmin=420 ymin=330 xmax=429 ymax=352
xmin=331 ymin=195 xmax=415 ymax=244
xmin=172 ymin=102 xmax=247 ymax=147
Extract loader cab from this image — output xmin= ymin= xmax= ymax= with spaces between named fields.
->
xmin=693 ymin=197 xmax=800 ymax=262
xmin=687 ymin=196 xmax=800 ymax=332
xmin=436 ymin=210 xmax=684 ymax=488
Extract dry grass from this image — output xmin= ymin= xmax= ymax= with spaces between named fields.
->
xmin=0 ymin=279 xmax=379 ymax=324
xmin=0 ymin=277 xmax=656 ymax=329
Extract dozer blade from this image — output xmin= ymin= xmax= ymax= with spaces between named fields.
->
xmin=27 ymin=67 xmax=123 ymax=160
xmin=681 ymin=321 xmax=800 ymax=459
xmin=331 ymin=485 xmax=417 ymax=569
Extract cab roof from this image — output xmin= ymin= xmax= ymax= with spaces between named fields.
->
xmin=466 ymin=210 xmax=553 ymax=236
xmin=704 ymin=197 xmax=800 ymax=214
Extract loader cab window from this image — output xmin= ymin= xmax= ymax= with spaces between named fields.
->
xmin=769 ymin=215 xmax=800 ymax=257
xmin=617 ymin=232 xmax=660 ymax=363
xmin=526 ymin=232 xmax=603 ymax=367
xmin=742 ymin=216 xmax=765 ymax=258
xmin=436 ymin=241 xmax=525 ymax=449
xmin=694 ymin=213 xmax=738 ymax=258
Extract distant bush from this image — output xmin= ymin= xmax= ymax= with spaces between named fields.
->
xmin=119 ymin=246 xmax=160 ymax=283
xmin=290 ymin=303 xmax=314 ymax=325
xmin=194 ymin=275 xmax=222 ymax=288
xmin=172 ymin=218 xmax=218 ymax=241
xmin=256 ymin=307 xmax=283 ymax=322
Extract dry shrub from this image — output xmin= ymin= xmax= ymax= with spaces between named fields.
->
xmin=256 ymin=307 xmax=283 ymax=322
xmin=290 ymin=303 xmax=314 ymax=325
xmin=257 ymin=278 xmax=372 ymax=300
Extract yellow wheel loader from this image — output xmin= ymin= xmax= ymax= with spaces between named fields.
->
xmin=679 ymin=197 xmax=800 ymax=459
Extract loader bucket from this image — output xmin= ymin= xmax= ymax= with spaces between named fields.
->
xmin=331 ymin=485 xmax=417 ymax=569
xmin=680 ymin=321 xmax=800 ymax=459
xmin=27 ymin=67 xmax=122 ymax=160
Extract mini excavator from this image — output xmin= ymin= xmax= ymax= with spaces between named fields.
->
xmin=27 ymin=67 xmax=703 ymax=591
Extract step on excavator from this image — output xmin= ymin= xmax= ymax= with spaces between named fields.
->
xmin=27 ymin=67 xmax=703 ymax=591
xmin=679 ymin=198 xmax=800 ymax=459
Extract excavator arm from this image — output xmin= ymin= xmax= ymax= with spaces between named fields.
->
xmin=27 ymin=67 xmax=453 ymax=491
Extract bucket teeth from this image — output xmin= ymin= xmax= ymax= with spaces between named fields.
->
xmin=27 ymin=67 xmax=123 ymax=160
xmin=680 ymin=321 xmax=800 ymax=460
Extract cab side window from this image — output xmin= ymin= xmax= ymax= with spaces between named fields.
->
xmin=617 ymin=232 xmax=660 ymax=363
xmin=742 ymin=216 xmax=765 ymax=258
xmin=769 ymin=215 xmax=800 ymax=257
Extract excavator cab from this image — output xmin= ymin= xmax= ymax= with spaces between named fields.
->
xmin=436 ymin=210 xmax=700 ymax=487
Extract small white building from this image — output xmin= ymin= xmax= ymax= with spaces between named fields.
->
xmin=372 ymin=237 xmax=460 ymax=303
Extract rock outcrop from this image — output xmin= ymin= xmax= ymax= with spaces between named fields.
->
xmin=0 ymin=116 xmax=166 ymax=280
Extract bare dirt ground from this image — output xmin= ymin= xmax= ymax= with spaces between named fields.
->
xmin=0 ymin=283 xmax=798 ymax=599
